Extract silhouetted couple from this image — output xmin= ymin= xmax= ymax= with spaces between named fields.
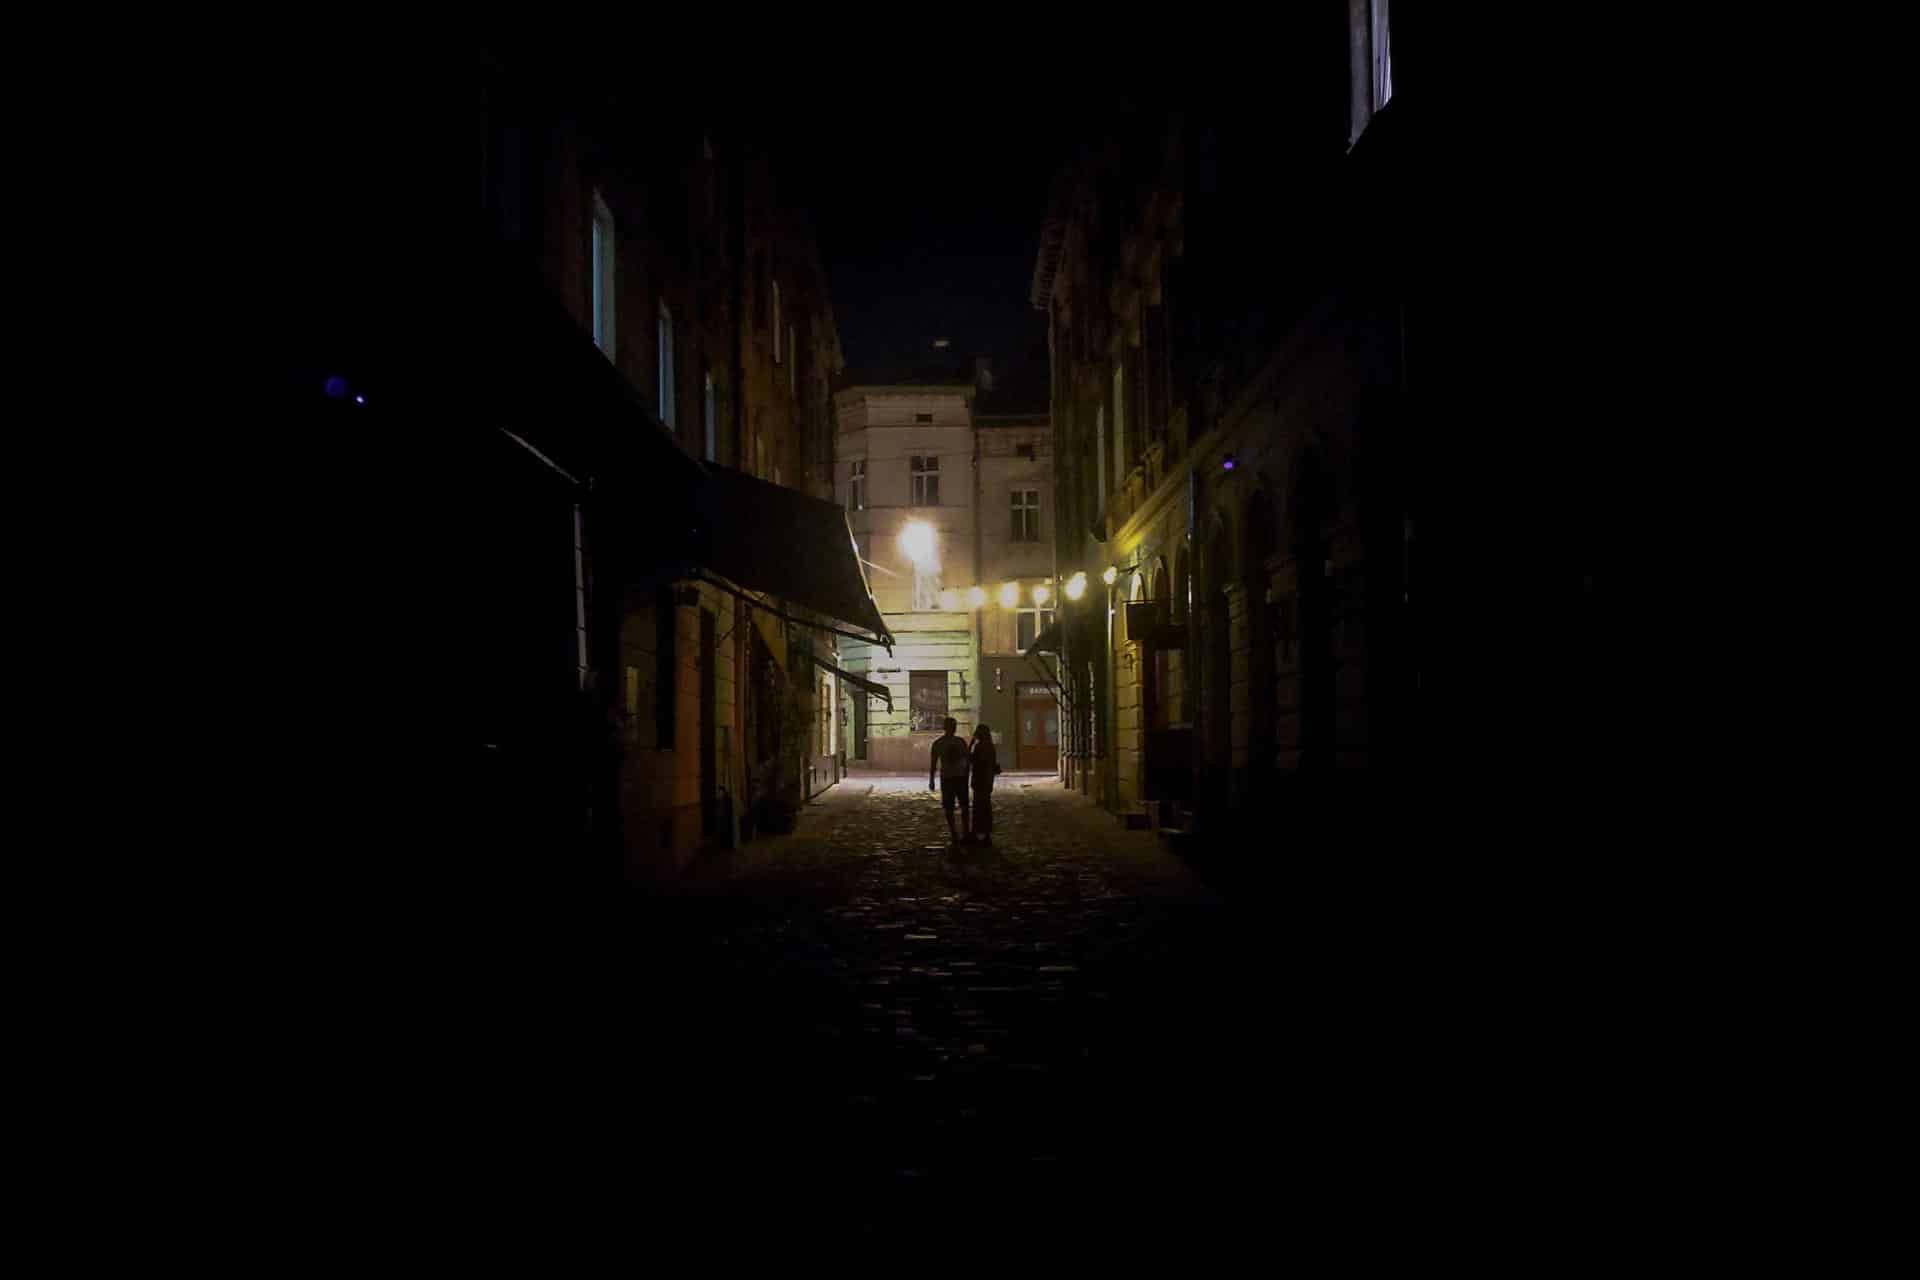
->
xmin=929 ymin=717 xmax=1002 ymax=845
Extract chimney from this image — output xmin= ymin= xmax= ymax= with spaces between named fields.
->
xmin=974 ymin=356 xmax=994 ymax=392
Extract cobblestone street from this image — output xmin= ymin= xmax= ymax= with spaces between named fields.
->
xmin=620 ymin=770 xmax=1271 ymax=1233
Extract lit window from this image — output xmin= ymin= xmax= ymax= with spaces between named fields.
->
xmin=703 ymin=373 xmax=716 ymax=462
xmin=848 ymin=460 xmax=866 ymax=512
xmin=1011 ymin=489 xmax=1040 ymax=542
xmin=911 ymin=455 xmax=940 ymax=506
xmin=591 ymin=191 xmax=615 ymax=360
xmin=1016 ymin=608 xmax=1056 ymax=653
xmin=657 ymin=301 xmax=675 ymax=427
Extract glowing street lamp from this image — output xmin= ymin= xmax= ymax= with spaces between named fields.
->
xmin=1032 ymin=584 xmax=1052 ymax=606
xmin=998 ymin=582 xmax=1020 ymax=608
xmin=1063 ymin=572 xmax=1088 ymax=601
xmin=899 ymin=520 xmax=937 ymax=567
xmin=967 ymin=585 xmax=987 ymax=608
xmin=1102 ymin=565 xmax=1119 ymax=586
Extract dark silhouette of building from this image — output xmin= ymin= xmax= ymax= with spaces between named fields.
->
xmin=1032 ymin=4 xmax=1607 ymax=852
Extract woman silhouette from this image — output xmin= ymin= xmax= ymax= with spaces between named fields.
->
xmin=969 ymin=725 xmax=1003 ymax=844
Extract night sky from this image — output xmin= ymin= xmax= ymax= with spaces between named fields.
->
xmin=775 ymin=100 xmax=1101 ymax=397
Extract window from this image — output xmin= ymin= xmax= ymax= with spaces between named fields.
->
xmin=911 ymin=454 xmax=940 ymax=506
xmin=657 ymin=301 xmax=675 ymax=427
xmin=1012 ymin=489 xmax=1040 ymax=542
xmin=789 ymin=324 xmax=797 ymax=394
xmin=772 ymin=279 xmax=782 ymax=363
xmin=1372 ymin=0 xmax=1393 ymax=110
xmin=909 ymin=671 xmax=948 ymax=732
xmin=1351 ymin=0 xmax=1394 ymax=142
xmin=1016 ymin=442 xmax=1036 ymax=460
xmin=847 ymin=459 xmax=866 ymax=511
xmin=915 ymin=412 xmax=934 ymax=424
xmin=591 ymin=191 xmax=615 ymax=360
xmin=703 ymin=373 xmax=716 ymax=462
xmin=1016 ymin=608 xmax=1056 ymax=653
xmin=1113 ymin=362 xmax=1126 ymax=482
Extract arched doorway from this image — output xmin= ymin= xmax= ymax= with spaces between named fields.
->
xmin=1203 ymin=516 xmax=1233 ymax=824
xmin=1243 ymin=491 xmax=1278 ymax=791
xmin=1149 ymin=558 xmax=1171 ymax=732
xmin=1291 ymin=447 xmax=1333 ymax=770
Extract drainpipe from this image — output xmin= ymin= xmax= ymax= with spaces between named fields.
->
xmin=972 ymin=393 xmax=984 ymax=734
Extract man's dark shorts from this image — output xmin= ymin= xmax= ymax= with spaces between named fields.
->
xmin=941 ymin=777 xmax=970 ymax=813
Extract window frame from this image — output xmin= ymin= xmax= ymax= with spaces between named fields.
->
xmin=657 ymin=300 xmax=675 ymax=428
xmin=1015 ymin=607 xmax=1056 ymax=653
xmin=1011 ymin=489 xmax=1040 ymax=543
xmin=703 ymin=371 xmax=716 ymax=462
xmin=590 ymin=190 xmax=615 ymax=360
xmin=911 ymin=454 xmax=941 ymax=507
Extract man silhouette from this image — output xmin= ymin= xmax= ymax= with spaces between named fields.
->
xmin=928 ymin=716 xmax=971 ymax=844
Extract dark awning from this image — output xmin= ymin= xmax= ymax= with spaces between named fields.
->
xmin=1024 ymin=623 xmax=1062 ymax=657
xmin=797 ymin=651 xmax=893 ymax=710
xmin=689 ymin=465 xmax=893 ymax=648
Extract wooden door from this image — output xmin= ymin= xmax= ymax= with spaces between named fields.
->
xmin=1015 ymin=683 xmax=1058 ymax=771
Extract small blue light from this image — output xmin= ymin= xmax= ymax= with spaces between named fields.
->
xmin=1222 ymin=457 xmax=1236 ymax=471
xmin=355 ymin=394 xmax=366 ymax=405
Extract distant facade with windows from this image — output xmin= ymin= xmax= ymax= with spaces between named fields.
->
xmin=832 ymin=373 xmax=1055 ymax=771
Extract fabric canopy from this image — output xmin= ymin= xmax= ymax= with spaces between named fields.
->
xmin=689 ymin=464 xmax=893 ymax=648
xmin=797 ymin=651 xmax=893 ymax=710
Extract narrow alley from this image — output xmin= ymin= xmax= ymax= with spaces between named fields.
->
xmin=610 ymin=772 xmax=1274 ymax=1230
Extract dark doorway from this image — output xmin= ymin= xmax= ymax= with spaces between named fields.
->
xmin=700 ymin=608 xmax=717 ymax=839
xmin=853 ymin=694 xmax=868 ymax=760
xmin=1244 ymin=492 xmax=1277 ymax=788
xmin=1293 ymin=449 xmax=1333 ymax=769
